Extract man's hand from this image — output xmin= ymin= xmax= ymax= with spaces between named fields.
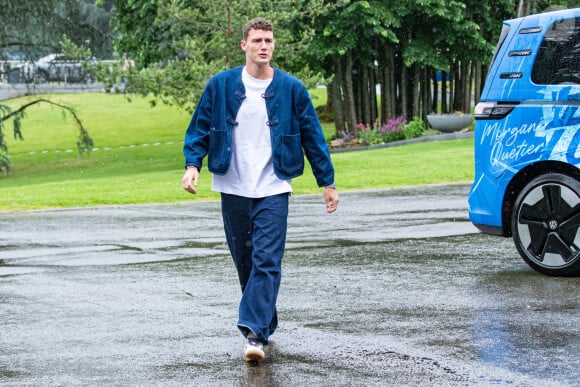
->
xmin=182 ymin=167 xmax=200 ymax=194
xmin=324 ymin=188 xmax=339 ymax=213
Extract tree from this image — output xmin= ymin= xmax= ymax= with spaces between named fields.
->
xmin=103 ymin=0 xmax=578 ymax=133
xmin=0 ymin=0 xmax=101 ymax=174
xmin=515 ymin=0 xmax=577 ymax=17
xmin=298 ymin=0 xmax=521 ymax=134
xmin=0 ymin=99 xmax=93 ymax=174
xmin=0 ymin=0 xmax=113 ymax=60
xmin=107 ymin=0 xmax=333 ymax=110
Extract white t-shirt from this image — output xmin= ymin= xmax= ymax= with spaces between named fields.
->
xmin=212 ymin=67 xmax=292 ymax=198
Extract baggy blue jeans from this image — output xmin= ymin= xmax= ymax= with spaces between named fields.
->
xmin=221 ymin=192 xmax=289 ymax=344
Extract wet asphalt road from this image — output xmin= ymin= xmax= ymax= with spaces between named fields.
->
xmin=1 ymin=184 xmax=578 ymax=386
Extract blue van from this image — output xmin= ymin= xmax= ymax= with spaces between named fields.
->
xmin=468 ymin=8 xmax=580 ymax=276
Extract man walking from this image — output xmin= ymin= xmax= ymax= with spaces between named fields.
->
xmin=182 ymin=17 xmax=339 ymax=363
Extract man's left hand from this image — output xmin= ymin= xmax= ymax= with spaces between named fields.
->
xmin=324 ymin=188 xmax=339 ymax=213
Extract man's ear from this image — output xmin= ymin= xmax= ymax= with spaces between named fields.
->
xmin=240 ymin=40 xmax=247 ymax=52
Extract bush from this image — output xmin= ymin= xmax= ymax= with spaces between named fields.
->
xmin=403 ymin=117 xmax=425 ymax=140
xmin=331 ymin=116 xmax=412 ymax=147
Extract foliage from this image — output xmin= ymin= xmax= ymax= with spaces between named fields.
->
xmin=403 ymin=117 xmax=426 ymax=140
xmin=0 ymin=99 xmax=93 ymax=173
xmin=330 ymin=115 xmax=427 ymax=147
xmin=398 ymin=1 xmax=478 ymax=69
xmin=103 ymin=0 xmax=550 ymax=124
xmin=295 ymin=0 xmax=511 ymax=133
xmin=107 ymin=0 xmax=338 ymax=110
xmin=0 ymin=0 xmax=113 ymax=60
xmin=358 ymin=117 xmax=406 ymax=145
xmin=307 ymin=0 xmax=398 ymax=61
xmin=60 ymin=35 xmax=93 ymax=61
xmin=2 ymin=0 xmax=575 ymax=176
xmin=0 ymin=0 xmax=109 ymax=175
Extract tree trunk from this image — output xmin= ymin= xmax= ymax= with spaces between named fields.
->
xmin=378 ymin=57 xmax=386 ymax=122
xmin=325 ymin=84 xmax=333 ymax=115
xmin=225 ymin=0 xmax=232 ymax=67
xmin=517 ymin=0 xmax=524 ymax=17
xmin=462 ymin=60 xmax=471 ymax=113
xmin=381 ymin=44 xmax=396 ymax=120
xmin=331 ymin=56 xmax=345 ymax=134
xmin=411 ymin=66 xmax=420 ymax=119
xmin=431 ymin=69 xmax=438 ymax=114
xmin=354 ymin=64 xmax=362 ymax=124
xmin=449 ymin=62 xmax=455 ymax=113
xmin=441 ymin=67 xmax=448 ymax=114
xmin=401 ymin=65 xmax=408 ymax=119
xmin=473 ymin=60 xmax=482 ymax=105
xmin=344 ymin=51 xmax=357 ymax=133
xmin=452 ymin=61 xmax=462 ymax=111
xmin=421 ymin=67 xmax=429 ymax=119
xmin=361 ymin=62 xmax=371 ymax=125
xmin=369 ymin=64 xmax=378 ymax=123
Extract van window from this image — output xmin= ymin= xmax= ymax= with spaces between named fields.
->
xmin=532 ymin=17 xmax=580 ymax=85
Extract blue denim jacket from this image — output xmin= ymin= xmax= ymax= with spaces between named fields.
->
xmin=183 ymin=66 xmax=334 ymax=187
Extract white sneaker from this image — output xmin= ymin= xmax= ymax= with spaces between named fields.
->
xmin=244 ymin=338 xmax=265 ymax=363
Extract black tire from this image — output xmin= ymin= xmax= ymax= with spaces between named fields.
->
xmin=511 ymin=173 xmax=580 ymax=276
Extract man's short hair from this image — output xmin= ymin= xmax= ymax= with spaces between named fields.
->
xmin=243 ymin=18 xmax=274 ymax=40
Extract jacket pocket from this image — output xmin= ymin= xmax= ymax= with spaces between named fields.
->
xmin=280 ymin=133 xmax=304 ymax=177
xmin=207 ymin=127 xmax=230 ymax=174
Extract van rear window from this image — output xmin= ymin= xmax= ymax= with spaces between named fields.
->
xmin=532 ymin=17 xmax=580 ymax=84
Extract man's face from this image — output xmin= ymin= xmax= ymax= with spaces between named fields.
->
xmin=241 ymin=28 xmax=275 ymax=67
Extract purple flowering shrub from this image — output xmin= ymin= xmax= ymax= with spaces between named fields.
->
xmin=330 ymin=116 xmax=425 ymax=147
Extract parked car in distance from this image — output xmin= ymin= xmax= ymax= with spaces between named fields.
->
xmin=7 ymin=53 xmax=96 ymax=84
xmin=468 ymin=8 xmax=580 ymax=276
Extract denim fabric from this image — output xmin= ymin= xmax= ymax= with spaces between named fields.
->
xmin=221 ymin=192 xmax=289 ymax=344
xmin=183 ymin=66 xmax=334 ymax=187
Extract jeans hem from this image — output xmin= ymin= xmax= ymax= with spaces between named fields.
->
xmin=238 ymin=322 xmax=269 ymax=344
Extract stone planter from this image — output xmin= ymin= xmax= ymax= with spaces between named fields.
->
xmin=427 ymin=114 xmax=473 ymax=133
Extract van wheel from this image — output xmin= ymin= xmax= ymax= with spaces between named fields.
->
xmin=511 ymin=173 xmax=580 ymax=276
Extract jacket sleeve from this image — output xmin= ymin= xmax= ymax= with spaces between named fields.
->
xmin=183 ymin=84 xmax=212 ymax=170
xmin=296 ymin=84 xmax=335 ymax=187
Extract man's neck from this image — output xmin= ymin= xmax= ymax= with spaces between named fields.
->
xmin=245 ymin=63 xmax=274 ymax=80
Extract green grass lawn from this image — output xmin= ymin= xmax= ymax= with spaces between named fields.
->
xmin=0 ymin=92 xmax=474 ymax=211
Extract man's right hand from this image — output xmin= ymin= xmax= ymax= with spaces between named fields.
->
xmin=182 ymin=167 xmax=200 ymax=194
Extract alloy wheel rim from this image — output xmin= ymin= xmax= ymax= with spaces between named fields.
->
xmin=517 ymin=183 xmax=580 ymax=268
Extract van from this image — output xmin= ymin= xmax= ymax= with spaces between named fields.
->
xmin=468 ymin=8 xmax=580 ymax=276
